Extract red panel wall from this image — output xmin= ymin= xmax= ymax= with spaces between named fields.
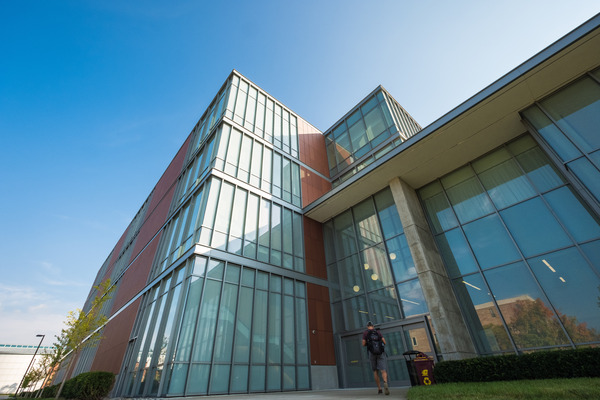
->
xmin=303 ymin=216 xmax=327 ymax=280
xmin=91 ymin=298 xmax=141 ymax=374
xmin=307 ymin=283 xmax=335 ymax=365
xmin=90 ymin=134 xmax=192 ymax=373
xmin=298 ymin=119 xmax=331 ymax=208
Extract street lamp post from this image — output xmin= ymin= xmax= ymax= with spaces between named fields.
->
xmin=15 ymin=334 xmax=45 ymax=397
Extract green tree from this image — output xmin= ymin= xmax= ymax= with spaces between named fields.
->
xmin=54 ymin=279 xmax=114 ymax=399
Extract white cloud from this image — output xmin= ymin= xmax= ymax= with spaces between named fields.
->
xmin=0 ymin=284 xmax=80 ymax=345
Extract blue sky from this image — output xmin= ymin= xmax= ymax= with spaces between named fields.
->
xmin=1 ymin=1 xmax=599 ymax=346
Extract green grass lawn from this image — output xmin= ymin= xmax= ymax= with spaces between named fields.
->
xmin=407 ymin=377 xmax=600 ymax=399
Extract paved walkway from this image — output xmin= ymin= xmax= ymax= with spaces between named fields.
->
xmin=1 ymin=387 xmax=410 ymax=400
xmin=165 ymin=387 xmax=409 ymax=399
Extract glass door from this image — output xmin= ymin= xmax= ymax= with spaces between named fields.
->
xmin=339 ymin=317 xmax=435 ymax=387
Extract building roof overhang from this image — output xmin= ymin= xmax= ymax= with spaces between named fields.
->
xmin=304 ymin=14 xmax=600 ymax=223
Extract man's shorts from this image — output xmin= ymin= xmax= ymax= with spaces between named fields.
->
xmin=369 ymin=352 xmax=387 ymax=371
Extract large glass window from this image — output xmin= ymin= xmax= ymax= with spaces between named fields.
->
xmin=419 ymin=134 xmax=600 ymax=354
xmin=325 ymin=187 xmax=427 ymax=333
xmin=120 ymin=256 xmax=310 ymax=396
xmin=522 ymin=67 xmax=600 ymax=207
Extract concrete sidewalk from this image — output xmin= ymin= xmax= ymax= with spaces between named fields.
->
xmin=168 ymin=387 xmax=409 ymax=399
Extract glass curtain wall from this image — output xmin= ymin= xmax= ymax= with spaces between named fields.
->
xmin=418 ymin=134 xmax=600 ymax=355
xmin=324 ymin=90 xmax=421 ymax=188
xmin=119 ymin=256 xmax=309 ymax=396
xmin=324 ymin=188 xmax=428 ymax=333
xmin=521 ymin=67 xmax=600 ymax=208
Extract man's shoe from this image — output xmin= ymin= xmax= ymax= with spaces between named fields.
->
xmin=384 ymin=382 xmax=390 ymax=395
xmin=378 ymin=388 xmax=383 ymax=394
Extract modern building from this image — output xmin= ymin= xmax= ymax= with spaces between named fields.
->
xmin=54 ymin=13 xmax=600 ymax=396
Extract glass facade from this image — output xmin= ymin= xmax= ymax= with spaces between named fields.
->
xmin=324 ymin=89 xmax=421 ymax=188
xmin=521 ymin=66 xmax=600 ymax=208
xmin=419 ymin=134 xmax=600 ymax=355
xmin=324 ymin=188 xmax=428 ymax=332
xmin=120 ymin=256 xmax=309 ymax=396
xmin=115 ymin=71 xmax=310 ymax=396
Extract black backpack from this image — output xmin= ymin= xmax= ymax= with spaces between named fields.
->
xmin=367 ymin=329 xmax=384 ymax=355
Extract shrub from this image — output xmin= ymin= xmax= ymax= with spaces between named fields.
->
xmin=434 ymin=347 xmax=600 ymax=383
xmin=39 ymin=371 xmax=114 ymax=400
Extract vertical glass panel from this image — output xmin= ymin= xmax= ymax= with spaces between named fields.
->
xmin=335 ymin=130 xmax=353 ymax=166
xmin=397 ymin=279 xmax=428 ymax=317
xmin=581 ymin=240 xmax=600 ymax=275
xmin=295 ymin=297 xmax=308 ymax=364
xmin=419 ymin=181 xmax=459 ymax=234
xmin=334 ymin=210 xmax=358 ymax=258
xmin=250 ymin=365 xmax=265 ymax=392
xmin=229 ymin=188 xmax=247 ymax=255
xmin=267 ymin=365 xmax=281 ymax=390
xmin=265 ymin=99 xmax=274 ymax=142
xmin=244 ymin=90 xmax=256 ymax=131
xmin=252 ymin=290 xmax=268 ymax=363
xmin=268 ymin=292 xmax=282 ymax=364
xmin=567 ymin=157 xmax=600 ymax=202
xmin=473 ymin=149 xmax=536 ymax=209
xmin=435 ymin=228 xmax=479 ymax=278
xmin=224 ymin=83 xmax=237 ymax=120
xmin=234 ymin=286 xmax=254 ymax=363
xmin=463 ymin=214 xmax=521 ymax=269
xmin=349 ymin=118 xmax=369 ymax=155
xmin=500 ymin=197 xmax=572 ymax=258
xmin=374 ymin=188 xmax=403 ymax=239
xmin=353 ymin=198 xmax=383 ymax=249
xmin=242 ymin=267 xmax=255 ymax=287
xmin=244 ymin=193 xmax=259 ymax=259
xmin=233 ymin=85 xmax=247 ymax=125
xmin=485 ymin=262 xmax=570 ymax=349
xmin=453 ymin=274 xmax=512 ymax=353
xmin=272 ymin=152 xmax=282 ymax=198
xmin=528 ymin=248 xmax=600 ymax=343
xmin=166 ymin=364 xmax=188 ymax=395
xmin=282 ymin=157 xmax=292 ymax=202
xmin=255 ymin=94 xmax=265 ymax=136
xmin=225 ymin=128 xmax=241 ymax=176
xmin=364 ymin=105 xmax=387 ymax=139
xmin=283 ymin=209 xmax=293 ymax=269
xmin=174 ymin=277 xmax=203 ymax=362
xmin=262 ymin=147 xmax=272 ymax=192
xmin=209 ymin=364 xmax=230 ymax=394
xmin=521 ymin=106 xmax=581 ymax=162
xmin=292 ymin=162 xmax=301 ymax=207
xmin=213 ymin=283 xmax=238 ymax=362
xmin=212 ymin=182 xmax=235 ymax=250
xmin=206 ymin=259 xmax=224 ymax=280
xmin=256 ymin=271 xmax=269 ymax=290
xmin=192 ymin=280 xmax=221 ymax=362
xmin=250 ymin=143 xmax=263 ymax=187
xmin=544 ymin=186 xmax=600 ymax=243
xmin=238 ymin=134 xmax=253 ymax=182
xmin=231 ymin=365 xmax=248 ymax=392
xmin=369 ymin=286 xmax=400 ymax=324
xmin=283 ymin=295 xmax=295 ymax=364
xmin=283 ymin=366 xmax=295 ymax=390
xmin=200 ymin=178 xmax=221 ymax=245
xmin=344 ymin=295 xmax=368 ymax=330
xmin=258 ymin=199 xmax=271 ymax=261
xmin=541 ymin=76 xmax=600 ymax=153
xmin=271 ymin=204 xmax=282 ymax=265
xmin=361 ymin=244 xmax=394 ymax=291
xmin=385 ymin=234 xmax=416 ymax=282
xmin=339 ymin=255 xmax=363 ymax=298
xmin=274 ymin=105 xmax=282 ymax=148
xmin=187 ymin=364 xmax=209 ymax=394
xmin=225 ymin=263 xmax=241 ymax=283
xmin=442 ymin=166 xmax=495 ymax=224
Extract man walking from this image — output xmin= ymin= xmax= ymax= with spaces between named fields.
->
xmin=362 ymin=321 xmax=390 ymax=395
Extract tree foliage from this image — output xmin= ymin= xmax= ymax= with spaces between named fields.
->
xmin=53 ymin=279 xmax=114 ymax=399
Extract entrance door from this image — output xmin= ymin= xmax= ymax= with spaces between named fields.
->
xmin=339 ymin=318 xmax=435 ymax=387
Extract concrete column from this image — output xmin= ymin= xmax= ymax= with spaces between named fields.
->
xmin=389 ymin=177 xmax=477 ymax=360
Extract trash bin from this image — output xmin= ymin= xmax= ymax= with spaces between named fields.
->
xmin=402 ymin=350 xmax=436 ymax=386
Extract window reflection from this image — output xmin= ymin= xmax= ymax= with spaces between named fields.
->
xmin=484 ymin=262 xmax=570 ymax=349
